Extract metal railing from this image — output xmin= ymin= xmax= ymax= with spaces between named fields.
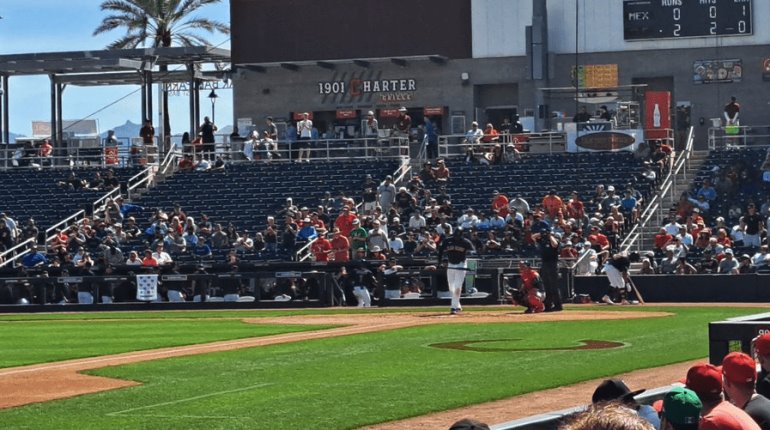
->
xmin=0 ymin=145 xmax=150 ymax=170
xmin=180 ymin=136 xmax=410 ymax=163
xmin=619 ymin=126 xmax=694 ymax=253
xmin=0 ymin=237 xmax=36 ymax=268
xmin=708 ymin=124 xmax=770 ymax=149
xmin=437 ymin=131 xmax=568 ymax=161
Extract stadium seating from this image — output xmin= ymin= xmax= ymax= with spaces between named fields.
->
xmin=0 ymin=167 xmax=142 ymax=231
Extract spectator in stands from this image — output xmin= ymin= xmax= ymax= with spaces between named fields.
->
xmin=696 ymin=250 xmax=719 ymax=274
xmin=39 ymin=138 xmax=53 ymax=163
xmin=377 ymin=176 xmax=397 ymax=214
xmin=697 ymin=178 xmax=718 ymax=202
xmin=730 ymin=220 xmax=747 ymax=248
xmin=408 ymin=210 xmax=427 ymax=231
xmin=588 ymin=225 xmax=611 ymax=259
xmin=433 ymin=159 xmax=450 ymax=182
xmin=742 ymin=204 xmax=764 ymax=250
xmin=559 ymin=402 xmax=654 ymax=430
xmin=685 ymin=363 xmax=760 ymax=430
xmin=752 ymin=245 xmax=769 ymax=267
xmin=687 ymin=194 xmax=710 ymax=215
xmin=508 ymin=194 xmax=530 ymax=216
xmin=463 ymin=121 xmax=483 ymax=145
xmin=659 ymin=247 xmax=679 ymax=274
xmin=152 ymin=243 xmax=173 ymax=265
xmin=481 ymin=123 xmax=500 ymax=145
xmin=717 ymin=228 xmax=733 ymax=249
xmin=457 ymin=208 xmax=479 ymax=230
xmin=414 ymin=230 xmax=437 ymax=256
xmin=720 ymin=352 xmax=770 ymax=428
xmin=724 ymin=96 xmax=741 ymax=126
xmin=591 ymin=379 xmax=659 ymax=429
xmin=194 ymin=237 xmax=213 ymax=258
xmin=367 ymin=220 xmax=389 ymax=254
xmin=660 ymin=387 xmax=702 ymax=430
xmin=620 ymin=189 xmax=638 ymax=224
xmin=140 ymin=249 xmax=157 ymax=267
xmin=334 ymin=206 xmax=357 ymax=238
xmin=675 ymin=258 xmax=697 ymax=275
xmin=718 ymin=248 xmax=739 ymax=274
xmin=542 ymin=190 xmax=564 ymax=221
xmin=490 ymin=190 xmax=510 ymax=219
xmin=600 ymin=186 xmax=621 ymax=216
xmin=349 ymin=218 xmax=368 ymax=254
xmin=676 ymin=226 xmax=694 ymax=248
xmin=575 ymin=241 xmax=599 ymax=275
xmin=572 ymin=106 xmax=592 ymax=123
xmin=232 ymin=231 xmax=254 ymax=253
xmin=737 ymin=254 xmax=754 ymax=274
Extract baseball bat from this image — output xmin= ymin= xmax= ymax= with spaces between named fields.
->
xmin=627 ymin=276 xmax=645 ymax=305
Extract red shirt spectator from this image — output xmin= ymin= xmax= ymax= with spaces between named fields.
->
xmin=566 ymin=193 xmax=585 ymax=220
xmin=141 ymin=251 xmax=158 ymax=266
xmin=311 ymin=233 xmax=332 ymax=262
xmin=330 ymin=229 xmax=350 ymax=262
xmin=654 ymin=228 xmax=673 ymax=251
xmin=588 ymin=227 xmax=610 ymax=251
xmin=334 ymin=207 xmax=357 ymax=237
xmin=542 ymin=191 xmax=564 ymax=219
xmin=491 ymin=192 xmax=509 ymax=218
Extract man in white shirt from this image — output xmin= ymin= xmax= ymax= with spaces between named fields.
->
xmin=663 ymin=218 xmax=682 ymax=236
xmin=296 ymin=112 xmax=313 ymax=163
xmin=464 ymin=121 xmax=483 ymax=144
xmin=408 ymin=212 xmax=427 ymax=230
xmin=457 ymin=208 xmax=479 ymax=230
xmin=152 ymin=243 xmax=173 ymax=265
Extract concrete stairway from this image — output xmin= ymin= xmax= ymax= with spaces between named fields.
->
xmin=631 ymin=150 xmax=711 ymax=252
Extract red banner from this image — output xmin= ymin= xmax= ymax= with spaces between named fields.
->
xmin=380 ymin=109 xmax=400 ymax=118
xmin=644 ymin=91 xmax=671 ymax=139
xmin=423 ymin=106 xmax=444 ymax=116
xmin=336 ymin=109 xmax=357 ymax=119
xmin=292 ymin=112 xmax=314 ymax=120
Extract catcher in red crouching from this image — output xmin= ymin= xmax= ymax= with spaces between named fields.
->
xmin=506 ymin=261 xmax=545 ymax=313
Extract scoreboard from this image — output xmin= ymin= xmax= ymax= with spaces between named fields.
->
xmin=623 ymin=0 xmax=752 ymax=40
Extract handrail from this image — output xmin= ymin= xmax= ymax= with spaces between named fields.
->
xmin=0 ymin=237 xmax=36 ymax=268
xmin=297 ymin=237 xmax=318 ymax=262
xmin=620 ymin=126 xmax=694 ymax=253
xmin=45 ymin=210 xmax=86 ymax=238
xmin=127 ymin=166 xmax=156 ymax=200
xmin=91 ymin=187 xmax=121 ymax=217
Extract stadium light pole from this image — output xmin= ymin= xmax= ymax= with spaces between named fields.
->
xmin=208 ymin=89 xmax=218 ymax=124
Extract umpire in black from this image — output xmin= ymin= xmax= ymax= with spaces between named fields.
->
xmin=533 ymin=227 xmax=562 ymax=312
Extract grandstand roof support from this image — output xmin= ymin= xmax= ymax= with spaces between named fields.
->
xmin=1 ymin=75 xmax=8 ymax=144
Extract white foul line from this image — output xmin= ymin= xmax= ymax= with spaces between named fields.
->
xmin=106 ymin=382 xmax=274 ymax=416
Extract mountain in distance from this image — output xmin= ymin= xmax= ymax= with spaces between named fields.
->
xmin=101 ymin=120 xmax=141 ymax=140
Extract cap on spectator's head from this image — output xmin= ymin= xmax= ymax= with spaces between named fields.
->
xmin=662 ymin=387 xmax=702 ymax=426
xmin=399 ymin=187 xmax=407 ymax=192
xmin=755 ymin=333 xmax=770 ymax=356
xmin=356 ymin=247 xmax=366 ymax=252
xmin=607 ymin=185 xmax=615 ymax=192
xmin=385 ymin=175 xmax=393 ymax=180
xmin=724 ymin=248 xmax=734 ymax=255
xmin=739 ymin=254 xmax=751 ymax=261
xmin=352 ymin=219 xmax=360 ymax=225
xmin=722 ymin=352 xmax=756 ymax=384
xmin=266 ymin=116 xmax=273 ymax=121
xmin=303 ymin=218 xmax=311 ymax=223
xmin=371 ymin=246 xmax=382 ymax=253
xmin=367 ymin=110 xmax=374 ymax=116
xmin=493 ymin=190 xmax=499 ymax=195
xmin=716 ymin=216 xmax=725 ymax=222
xmin=591 ymin=379 xmax=645 ymax=404
xmin=471 ymin=121 xmax=478 ymax=126
xmin=399 ymin=107 xmax=407 ymax=112
xmin=685 ymin=363 xmax=723 ymax=401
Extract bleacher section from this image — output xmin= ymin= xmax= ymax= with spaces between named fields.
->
xmin=443 ymin=152 xmax=652 ymax=220
xmin=689 ymin=148 xmax=768 ymax=226
xmin=0 ymin=167 xmax=142 ymax=230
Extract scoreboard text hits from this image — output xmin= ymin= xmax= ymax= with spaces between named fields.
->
xmin=623 ymin=0 xmax=752 ymax=40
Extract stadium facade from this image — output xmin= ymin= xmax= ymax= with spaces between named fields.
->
xmin=229 ymin=0 xmax=769 ymax=149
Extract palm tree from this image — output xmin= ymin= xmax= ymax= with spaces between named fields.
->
xmin=93 ymin=0 xmax=230 ymax=151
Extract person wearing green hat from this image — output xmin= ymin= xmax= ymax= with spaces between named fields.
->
xmin=661 ymin=387 xmax=702 ymax=430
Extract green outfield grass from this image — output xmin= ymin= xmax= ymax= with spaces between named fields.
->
xmin=0 ymin=306 xmax=762 ymax=430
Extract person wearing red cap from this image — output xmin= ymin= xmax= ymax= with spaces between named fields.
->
xmin=722 ymin=352 xmax=770 ymax=428
xmin=685 ymin=363 xmax=760 ymax=430
xmin=754 ymin=333 xmax=770 ymax=399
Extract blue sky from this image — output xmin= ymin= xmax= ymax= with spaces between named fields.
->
xmin=0 ymin=0 xmax=232 ymax=137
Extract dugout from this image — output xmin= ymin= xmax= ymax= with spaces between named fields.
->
xmin=574 ymin=274 xmax=770 ymax=303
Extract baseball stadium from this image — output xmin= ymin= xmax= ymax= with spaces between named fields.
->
xmin=1 ymin=1 xmax=770 ymax=429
